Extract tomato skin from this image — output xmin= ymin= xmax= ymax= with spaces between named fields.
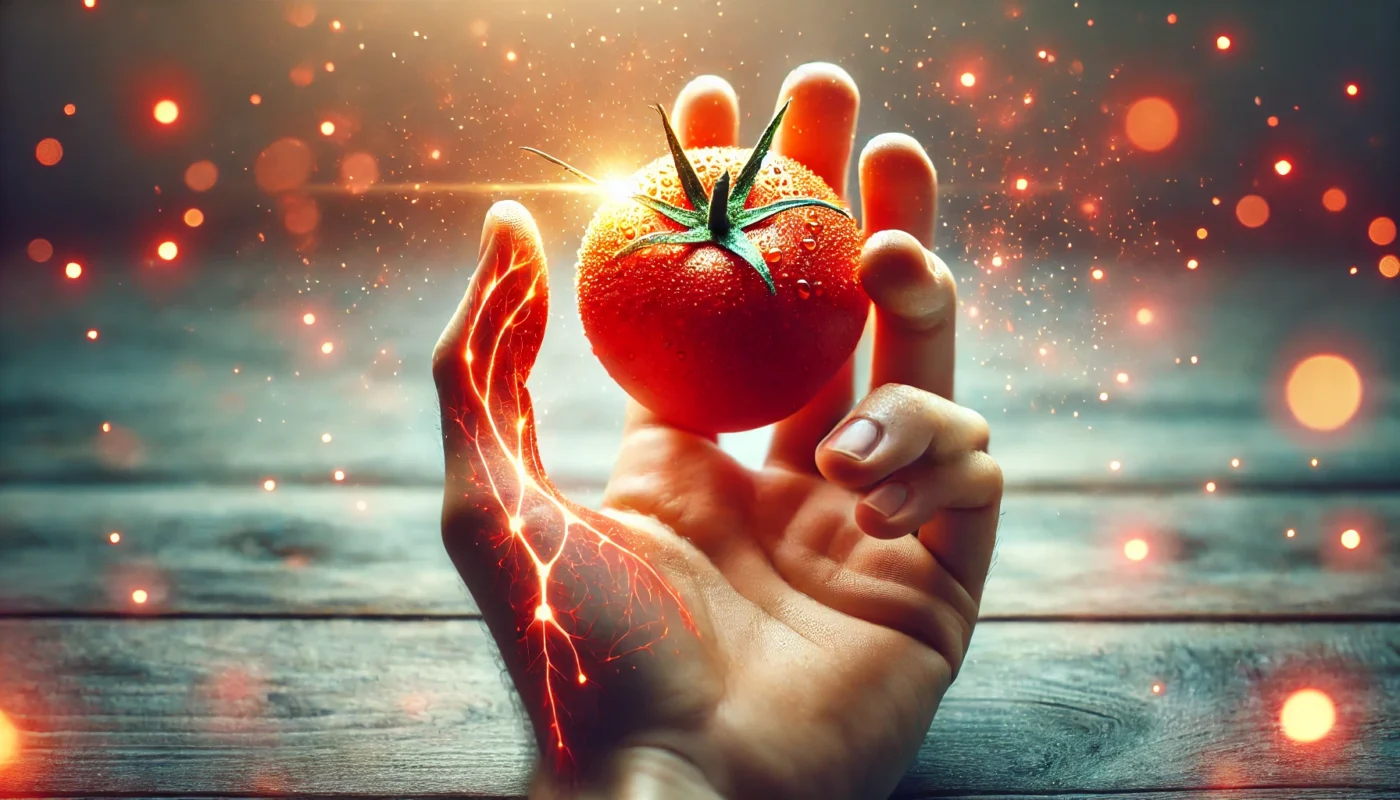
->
xmin=576 ymin=147 xmax=866 ymax=434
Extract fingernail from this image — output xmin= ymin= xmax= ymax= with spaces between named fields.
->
xmin=863 ymin=483 xmax=908 ymax=518
xmin=827 ymin=417 xmax=881 ymax=460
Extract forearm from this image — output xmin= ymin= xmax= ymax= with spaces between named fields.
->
xmin=530 ymin=746 xmax=724 ymax=800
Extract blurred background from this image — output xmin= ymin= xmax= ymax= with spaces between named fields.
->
xmin=2 ymin=0 xmax=1397 ymax=490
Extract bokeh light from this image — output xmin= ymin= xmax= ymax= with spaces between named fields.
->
xmin=1368 ymin=217 xmax=1396 ymax=246
xmin=184 ymin=160 xmax=218 ymax=192
xmin=1340 ymin=529 xmax=1361 ymax=549
xmin=1235 ymin=195 xmax=1270 ymax=228
xmin=283 ymin=1 xmax=316 ymax=27
xmin=281 ymin=192 xmax=321 ymax=235
xmin=959 ymin=71 xmax=976 ymax=87
xmin=340 ymin=152 xmax=380 ymax=194
xmin=157 ymin=240 xmax=178 ymax=261
xmin=254 ymin=138 xmax=313 ymax=194
xmin=1274 ymin=159 xmax=1292 ymax=176
xmin=1286 ymin=354 xmax=1362 ymax=431
xmin=153 ymin=99 xmax=179 ymax=125
xmin=108 ymin=532 xmax=121 ymax=544
xmin=1124 ymin=539 xmax=1149 ymax=561
xmin=1136 ymin=308 xmax=1154 ymax=325
xmin=1381 ymin=255 xmax=1400 ymax=278
xmin=333 ymin=469 xmax=346 ymax=481
xmin=0 ymin=708 xmax=18 ymax=767
xmin=63 ymin=103 xmax=76 ymax=115
xmin=303 ymin=312 xmax=317 ymax=325
xmin=263 ymin=479 xmax=277 ymax=491
xmin=27 ymin=238 xmax=53 ymax=263
xmin=1124 ymin=97 xmax=1178 ymax=152
xmin=131 ymin=588 xmax=149 ymax=604
xmin=249 ymin=93 xmax=262 ymax=105
xmin=35 ymin=137 xmax=63 ymax=166
xmin=320 ymin=120 xmax=336 ymax=136
xmin=289 ymin=63 xmax=315 ymax=87
xmin=86 ymin=329 xmax=98 ymax=340
xmin=183 ymin=208 xmax=204 ymax=227
xmin=64 ymin=261 xmax=82 ymax=279
xmin=1196 ymin=227 xmax=1208 ymax=240
xmin=321 ymin=341 xmax=335 ymax=354
xmin=1345 ymin=83 xmax=1359 ymax=97
xmin=1280 ymin=689 xmax=1335 ymax=743
xmin=1015 ymin=177 xmax=1029 ymax=191
xmin=1216 ymin=34 xmax=1231 ymax=50
xmin=1321 ymin=188 xmax=1347 ymax=212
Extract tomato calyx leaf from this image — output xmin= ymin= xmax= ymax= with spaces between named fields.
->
xmin=523 ymin=99 xmax=851 ymax=295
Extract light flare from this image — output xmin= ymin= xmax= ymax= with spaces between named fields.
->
xmin=1281 ymin=689 xmax=1335 ymax=742
xmin=1124 ymin=539 xmax=1148 ymax=561
xmin=153 ymin=99 xmax=179 ymax=125
xmin=1286 ymin=355 xmax=1362 ymax=431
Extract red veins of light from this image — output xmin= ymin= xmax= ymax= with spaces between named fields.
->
xmin=448 ymin=233 xmax=694 ymax=767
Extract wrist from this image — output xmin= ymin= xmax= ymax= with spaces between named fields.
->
xmin=531 ymin=745 xmax=724 ymax=800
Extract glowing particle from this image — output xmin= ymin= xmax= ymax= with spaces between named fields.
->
xmin=320 ymin=120 xmax=336 ymax=136
xmin=1196 ymin=227 xmax=1208 ymax=240
xmin=1287 ymin=528 xmax=1296 ymax=538
xmin=28 ymin=239 xmax=53 ymax=263
xmin=184 ymin=160 xmax=219 ymax=192
xmin=324 ymin=61 xmax=334 ymax=72
xmin=1124 ymin=538 xmax=1148 ymax=561
xmin=321 ymin=342 xmax=334 ymax=354
xmin=1110 ymin=460 xmax=1122 ymax=471
xmin=153 ymin=99 xmax=179 ymax=125
xmin=959 ymin=71 xmax=976 ymax=87
xmin=1311 ymin=458 xmax=1320 ymax=467
xmin=1212 ymin=197 xmax=1222 ymax=206
xmin=578 ymin=673 xmax=588 ymax=685
xmin=1116 ymin=372 xmax=1129 ymax=384
xmin=1381 ymin=255 xmax=1400 ymax=278
xmin=1136 ymin=308 xmax=1154 ymax=325
xmin=1216 ymin=35 xmax=1231 ymax=50
xmin=303 ymin=312 xmax=316 ymax=325
xmin=1286 ymin=355 xmax=1362 ymax=431
xmin=535 ymin=603 xmax=553 ymax=622
xmin=1322 ymin=188 xmax=1347 ymax=212
xmin=1166 ymin=13 xmax=1177 ymax=23
xmin=1037 ymin=49 xmax=1047 ymax=59
xmin=83 ymin=0 xmax=95 ymax=6
xmin=1346 ymin=83 xmax=1358 ymax=97
xmin=1152 ymin=683 xmax=1164 ymax=694
xmin=1235 ymin=194 xmax=1270 ymax=228
xmin=250 ymin=93 xmax=262 ymax=105
xmin=1280 ymin=689 xmax=1335 ymax=743
xmin=289 ymin=63 xmax=317 ymax=86
xmin=991 ymin=255 xmax=1003 ymax=267
xmin=183 ymin=208 xmax=204 ymax=227
xmin=506 ymin=50 xmax=518 ymax=62
xmin=64 ymin=103 xmax=76 ymax=115
xmin=1205 ymin=481 xmax=1217 ymax=493
xmin=1267 ymin=115 xmax=1279 ymax=127
xmin=108 ymin=532 xmax=121 ymax=544
xmin=101 ymin=422 xmax=111 ymax=433
xmin=333 ymin=469 xmax=345 ymax=482
xmin=1099 ymin=392 xmax=1109 ymax=401
xmin=1187 ymin=258 xmax=1199 ymax=270
xmin=157 ymin=241 xmax=178 ymax=261
xmin=1190 ymin=356 xmax=1199 ymax=364
xmin=131 ymin=589 xmax=148 ymax=604
xmin=281 ymin=192 xmax=321 ymax=235
xmin=1230 ymin=458 xmax=1241 ymax=468
xmin=263 ymin=479 xmax=277 ymax=491
xmin=1015 ymin=177 xmax=1029 ymax=191
xmin=86 ymin=329 xmax=98 ymax=341
xmin=1124 ymin=97 xmax=1179 ymax=152
xmin=430 ymin=149 xmax=442 ymax=160
xmin=331 ymin=19 xmax=342 ymax=31
xmin=1340 ymin=529 xmax=1361 ymax=549
xmin=321 ymin=433 xmax=332 ymax=443
xmin=1368 ymin=217 xmax=1396 ymax=246
xmin=1274 ymin=159 xmax=1292 ymax=176
xmin=283 ymin=1 xmax=315 ymax=27
xmin=1091 ymin=268 xmax=1105 ymax=280
xmin=35 ymin=137 xmax=63 ymax=166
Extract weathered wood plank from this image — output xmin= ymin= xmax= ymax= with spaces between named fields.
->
xmin=0 ymin=621 xmax=1394 ymax=796
xmin=3 ymin=260 xmax=1398 ymax=489
xmin=1 ymin=487 xmax=1395 ymax=617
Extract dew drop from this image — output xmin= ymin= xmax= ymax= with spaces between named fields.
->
xmin=764 ymin=247 xmax=783 ymax=264
xmin=621 ymin=224 xmax=636 ymax=240
xmin=800 ymin=237 xmax=817 ymax=251
xmin=795 ymin=279 xmax=812 ymax=300
xmin=805 ymin=217 xmax=822 ymax=233
xmin=814 ymin=280 xmax=825 ymax=297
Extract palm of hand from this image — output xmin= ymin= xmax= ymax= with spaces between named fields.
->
xmin=435 ymin=65 xmax=998 ymax=799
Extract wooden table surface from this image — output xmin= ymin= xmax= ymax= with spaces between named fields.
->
xmin=1 ymin=253 xmax=1398 ymax=798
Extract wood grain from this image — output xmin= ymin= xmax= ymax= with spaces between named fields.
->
xmin=2 ymin=487 xmax=1395 ymax=618
xmin=0 ymin=620 xmax=1395 ymax=796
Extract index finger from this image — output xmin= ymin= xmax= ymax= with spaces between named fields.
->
xmin=771 ymin=62 xmax=860 ymax=198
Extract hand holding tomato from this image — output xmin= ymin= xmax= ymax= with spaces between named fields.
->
xmin=434 ymin=64 xmax=1001 ymax=799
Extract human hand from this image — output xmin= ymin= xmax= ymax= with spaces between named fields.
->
xmin=433 ymin=63 xmax=1001 ymax=799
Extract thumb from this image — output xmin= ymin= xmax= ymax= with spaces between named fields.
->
xmin=434 ymin=200 xmax=550 ymax=496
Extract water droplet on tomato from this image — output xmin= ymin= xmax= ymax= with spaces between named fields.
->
xmin=800 ymin=237 xmax=817 ymax=251
xmin=764 ymin=247 xmax=783 ymax=264
xmin=676 ymin=351 xmax=686 ymax=361
xmin=805 ymin=217 xmax=822 ymax=233
xmin=814 ymin=280 xmax=825 ymax=297
xmin=661 ymin=176 xmax=674 ymax=188
xmin=796 ymin=279 xmax=812 ymax=300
